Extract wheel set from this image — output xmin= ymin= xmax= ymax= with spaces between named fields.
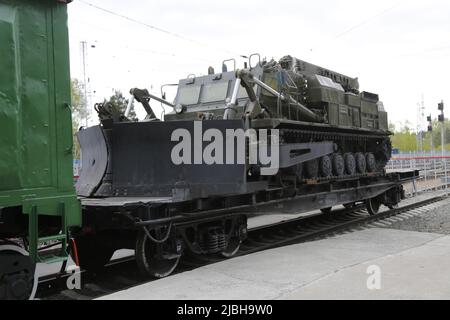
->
xmin=0 ymin=244 xmax=37 ymax=300
xmin=320 ymin=194 xmax=393 ymax=216
xmin=72 ymin=217 xmax=248 ymax=279
xmin=135 ymin=229 xmax=182 ymax=278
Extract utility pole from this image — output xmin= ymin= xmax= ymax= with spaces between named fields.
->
xmin=416 ymin=95 xmax=426 ymax=153
xmin=81 ymin=41 xmax=89 ymax=127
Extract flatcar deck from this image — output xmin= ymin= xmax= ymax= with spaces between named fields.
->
xmin=80 ymin=170 xmax=419 ymax=221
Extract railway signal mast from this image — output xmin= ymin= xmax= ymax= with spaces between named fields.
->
xmin=427 ymin=115 xmax=433 ymax=150
xmin=438 ymin=101 xmax=446 ymax=187
xmin=427 ymin=115 xmax=435 ymax=180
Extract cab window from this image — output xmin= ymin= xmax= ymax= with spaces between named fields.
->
xmin=200 ymin=81 xmax=229 ymax=103
xmin=177 ymin=85 xmax=201 ymax=105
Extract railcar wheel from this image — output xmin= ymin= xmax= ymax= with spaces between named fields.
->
xmin=366 ymin=153 xmax=377 ymax=173
xmin=332 ymin=154 xmax=345 ymax=176
xmin=221 ymin=218 xmax=247 ymax=258
xmin=366 ymin=198 xmax=381 ymax=215
xmin=355 ymin=153 xmax=367 ymax=173
xmin=320 ymin=156 xmax=332 ymax=178
xmin=72 ymin=235 xmax=115 ymax=272
xmin=0 ymin=244 xmax=37 ymax=300
xmin=344 ymin=153 xmax=356 ymax=175
xmin=135 ymin=229 xmax=181 ymax=278
xmin=305 ymin=159 xmax=319 ymax=179
xmin=320 ymin=207 xmax=332 ymax=214
xmin=221 ymin=237 xmax=241 ymax=258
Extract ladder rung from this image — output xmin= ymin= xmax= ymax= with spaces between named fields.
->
xmin=38 ymin=234 xmax=66 ymax=243
xmin=39 ymin=255 xmax=68 ymax=264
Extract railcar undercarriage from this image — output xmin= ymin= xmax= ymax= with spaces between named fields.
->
xmin=72 ymin=170 xmax=417 ymax=278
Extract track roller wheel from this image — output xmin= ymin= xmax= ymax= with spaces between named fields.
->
xmin=355 ymin=152 xmax=367 ymax=173
xmin=366 ymin=197 xmax=381 ymax=215
xmin=332 ymin=154 xmax=345 ymax=176
xmin=366 ymin=153 xmax=377 ymax=173
xmin=344 ymin=153 xmax=356 ymax=175
xmin=0 ymin=244 xmax=37 ymax=300
xmin=71 ymin=235 xmax=115 ymax=272
xmin=320 ymin=207 xmax=332 ymax=214
xmin=135 ymin=229 xmax=181 ymax=278
xmin=319 ymin=155 xmax=332 ymax=178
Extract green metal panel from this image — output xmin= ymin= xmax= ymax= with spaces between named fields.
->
xmin=327 ymin=104 xmax=339 ymax=126
xmin=0 ymin=0 xmax=80 ymax=229
xmin=308 ymin=87 xmax=345 ymax=105
xmin=361 ymin=100 xmax=378 ymax=115
xmin=379 ymin=111 xmax=388 ymax=131
xmin=345 ymin=93 xmax=361 ymax=108
xmin=352 ymin=108 xmax=361 ymax=127
xmin=338 ymin=105 xmax=350 ymax=126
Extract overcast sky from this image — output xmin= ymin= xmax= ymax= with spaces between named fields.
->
xmin=67 ymin=0 xmax=450 ymax=129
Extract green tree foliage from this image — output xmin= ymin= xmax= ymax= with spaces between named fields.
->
xmin=390 ymin=121 xmax=417 ymax=152
xmin=71 ymin=78 xmax=88 ymax=130
xmin=430 ymin=119 xmax=450 ymax=149
xmin=71 ymin=79 xmax=86 ymax=160
xmin=390 ymin=119 xmax=450 ymax=152
xmin=103 ymin=90 xmax=138 ymax=122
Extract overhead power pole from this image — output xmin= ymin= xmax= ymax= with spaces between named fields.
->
xmin=81 ymin=41 xmax=89 ymax=127
xmin=416 ymin=95 xmax=426 ymax=153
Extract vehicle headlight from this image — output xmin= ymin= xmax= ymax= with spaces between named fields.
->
xmin=175 ymin=104 xmax=185 ymax=114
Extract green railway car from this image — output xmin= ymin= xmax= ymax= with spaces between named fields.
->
xmin=0 ymin=0 xmax=81 ymax=299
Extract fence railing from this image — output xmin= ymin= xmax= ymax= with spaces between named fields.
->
xmin=389 ymin=154 xmax=450 ymax=180
xmin=388 ymin=152 xmax=450 ymax=195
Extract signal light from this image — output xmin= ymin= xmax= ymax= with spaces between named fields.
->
xmin=428 ymin=125 xmax=433 ymax=132
xmin=438 ymin=102 xmax=444 ymax=111
xmin=427 ymin=115 xmax=432 ymax=122
xmin=438 ymin=114 xmax=445 ymax=122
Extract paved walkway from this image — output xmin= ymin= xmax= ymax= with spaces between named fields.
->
xmin=100 ymin=228 xmax=450 ymax=300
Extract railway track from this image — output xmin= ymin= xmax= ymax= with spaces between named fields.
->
xmin=36 ymin=194 xmax=447 ymax=300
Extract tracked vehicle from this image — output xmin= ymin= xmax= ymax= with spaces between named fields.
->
xmin=168 ymin=54 xmax=391 ymax=181
xmin=79 ymin=55 xmax=392 ymax=200
xmin=74 ymin=55 xmax=406 ymax=278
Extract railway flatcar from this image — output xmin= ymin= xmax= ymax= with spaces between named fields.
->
xmin=74 ymin=54 xmax=406 ymax=278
